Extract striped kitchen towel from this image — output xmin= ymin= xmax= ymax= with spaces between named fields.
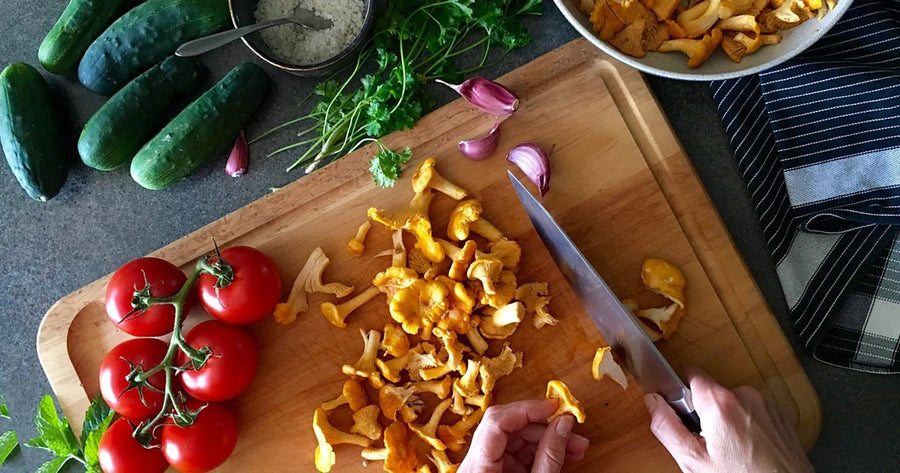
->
xmin=711 ymin=0 xmax=900 ymax=373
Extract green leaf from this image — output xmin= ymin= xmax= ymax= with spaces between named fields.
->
xmin=27 ymin=396 xmax=80 ymax=458
xmin=35 ymin=456 xmax=70 ymax=473
xmin=369 ymin=145 xmax=413 ymax=188
xmin=0 ymin=430 xmax=19 ymax=465
xmin=81 ymin=399 xmax=113 ymax=469
xmin=0 ymin=403 xmax=8 ymax=419
xmin=80 ymin=397 xmax=112 ymax=447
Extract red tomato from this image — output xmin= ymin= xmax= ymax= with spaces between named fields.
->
xmin=106 ymin=257 xmax=189 ymax=336
xmin=99 ymin=338 xmax=170 ymax=419
xmin=162 ymin=402 xmax=238 ymax=473
xmin=98 ymin=418 xmax=169 ymax=473
xmin=197 ymin=246 xmax=281 ymax=325
xmin=177 ymin=321 xmax=258 ymax=402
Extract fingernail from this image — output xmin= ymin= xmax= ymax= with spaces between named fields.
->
xmin=556 ymin=415 xmax=574 ymax=436
xmin=644 ymin=393 xmax=659 ymax=410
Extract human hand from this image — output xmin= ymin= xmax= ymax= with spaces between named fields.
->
xmin=645 ymin=368 xmax=813 ymax=473
xmin=459 ymin=399 xmax=590 ymax=473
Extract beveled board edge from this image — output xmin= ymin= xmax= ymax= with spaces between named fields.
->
xmin=587 ymin=46 xmax=822 ymax=448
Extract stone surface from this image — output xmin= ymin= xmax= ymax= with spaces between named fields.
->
xmin=0 ymin=1 xmax=896 ymax=472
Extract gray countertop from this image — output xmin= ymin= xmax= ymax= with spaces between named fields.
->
xmin=1 ymin=2 xmax=897 ymax=472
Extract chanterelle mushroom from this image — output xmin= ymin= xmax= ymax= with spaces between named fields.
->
xmin=676 ymin=0 xmax=723 ymax=38
xmin=389 ymin=279 xmax=449 ymax=336
xmin=467 ymin=258 xmax=503 ymax=295
xmin=546 ymin=380 xmax=586 ymax=424
xmin=479 ymin=344 xmax=523 ymax=393
xmin=369 ymin=190 xmax=445 ymax=263
xmin=347 ymin=221 xmax=372 ymax=257
xmin=409 ymin=398 xmax=452 ymax=450
xmin=351 ymin=405 xmax=383 ymax=440
xmin=477 ymin=239 xmax=521 ymax=272
xmin=479 ymin=302 xmax=525 ymax=340
xmin=447 ymin=200 xmax=504 ymax=242
xmin=412 ymin=157 xmax=468 ymax=200
xmin=515 ymin=282 xmax=557 ymax=329
xmin=361 ymin=422 xmax=417 ymax=473
xmin=381 ymin=323 xmax=411 ymax=357
xmin=659 ymin=28 xmax=723 ymax=68
xmin=341 ymin=329 xmax=384 ymax=388
xmin=437 ymin=409 xmax=484 ymax=452
xmin=378 ymin=384 xmax=418 ymax=422
xmin=320 ymin=286 xmax=381 ymax=328
xmin=313 ymin=408 xmax=373 ymax=472
xmin=274 ymin=247 xmax=354 ymax=324
xmin=321 ymin=378 xmax=368 ymax=411
xmin=641 ymin=258 xmax=686 ymax=308
xmin=592 ymin=346 xmax=628 ymax=390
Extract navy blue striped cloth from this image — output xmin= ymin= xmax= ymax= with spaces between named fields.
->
xmin=711 ymin=0 xmax=900 ymax=373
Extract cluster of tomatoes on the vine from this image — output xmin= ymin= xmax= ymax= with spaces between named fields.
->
xmin=96 ymin=246 xmax=282 ymax=473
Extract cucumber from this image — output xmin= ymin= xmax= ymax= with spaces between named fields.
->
xmin=78 ymin=0 xmax=229 ymax=95
xmin=78 ymin=56 xmax=204 ymax=171
xmin=0 ymin=63 xmax=69 ymax=201
xmin=131 ymin=63 xmax=269 ymax=190
xmin=38 ymin=0 xmax=140 ymax=75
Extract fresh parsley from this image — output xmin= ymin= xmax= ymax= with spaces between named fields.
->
xmin=259 ymin=0 xmax=542 ymax=187
xmin=0 ymin=393 xmax=18 ymax=465
xmin=25 ymin=396 xmax=113 ymax=473
xmin=369 ymin=141 xmax=413 ymax=188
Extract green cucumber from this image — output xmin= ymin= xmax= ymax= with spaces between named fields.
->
xmin=78 ymin=56 xmax=204 ymax=171
xmin=38 ymin=0 xmax=140 ymax=75
xmin=78 ymin=0 xmax=229 ymax=95
xmin=0 ymin=63 xmax=69 ymax=201
xmin=131 ymin=63 xmax=269 ymax=190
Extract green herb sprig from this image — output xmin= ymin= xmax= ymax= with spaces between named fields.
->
xmin=25 ymin=396 xmax=112 ymax=473
xmin=257 ymin=0 xmax=542 ymax=187
xmin=0 ymin=394 xmax=19 ymax=466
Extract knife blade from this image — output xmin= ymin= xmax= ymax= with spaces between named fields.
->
xmin=508 ymin=171 xmax=701 ymax=432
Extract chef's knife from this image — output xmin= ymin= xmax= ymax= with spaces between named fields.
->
xmin=508 ymin=171 xmax=701 ymax=433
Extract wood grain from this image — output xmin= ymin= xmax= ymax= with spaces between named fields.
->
xmin=37 ymin=39 xmax=820 ymax=472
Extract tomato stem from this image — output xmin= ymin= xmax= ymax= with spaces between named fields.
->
xmin=133 ymin=253 xmax=226 ymax=445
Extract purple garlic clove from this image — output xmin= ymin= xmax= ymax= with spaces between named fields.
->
xmin=507 ymin=143 xmax=551 ymax=197
xmin=459 ymin=121 xmax=502 ymax=160
xmin=436 ymin=77 xmax=519 ymax=117
xmin=226 ymin=131 xmax=248 ymax=177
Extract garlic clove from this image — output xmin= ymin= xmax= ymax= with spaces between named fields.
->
xmin=459 ymin=121 xmax=501 ymax=160
xmin=225 ymin=131 xmax=249 ymax=177
xmin=506 ymin=143 xmax=551 ymax=197
xmin=436 ymin=77 xmax=519 ymax=117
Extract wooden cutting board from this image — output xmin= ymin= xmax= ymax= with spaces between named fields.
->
xmin=37 ymin=39 xmax=820 ymax=472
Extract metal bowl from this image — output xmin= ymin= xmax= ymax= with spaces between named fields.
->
xmin=228 ymin=0 xmax=376 ymax=76
xmin=552 ymin=0 xmax=854 ymax=80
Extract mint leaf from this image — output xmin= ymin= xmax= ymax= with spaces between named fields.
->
xmin=81 ymin=398 xmax=113 ymax=469
xmin=0 ymin=430 xmax=18 ymax=465
xmin=80 ymin=397 xmax=112 ymax=446
xmin=36 ymin=456 xmax=70 ymax=473
xmin=27 ymin=396 xmax=79 ymax=458
xmin=0 ymin=395 xmax=8 ymax=419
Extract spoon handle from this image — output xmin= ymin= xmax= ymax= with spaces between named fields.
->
xmin=176 ymin=18 xmax=293 ymax=57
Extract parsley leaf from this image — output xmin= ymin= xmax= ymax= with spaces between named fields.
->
xmin=370 ymin=143 xmax=413 ymax=188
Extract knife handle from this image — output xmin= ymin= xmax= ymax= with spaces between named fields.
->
xmin=678 ymin=410 xmax=702 ymax=434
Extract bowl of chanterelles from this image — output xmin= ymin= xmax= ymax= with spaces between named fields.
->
xmin=554 ymin=0 xmax=853 ymax=80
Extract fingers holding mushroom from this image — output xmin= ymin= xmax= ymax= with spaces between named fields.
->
xmin=545 ymin=380 xmax=586 ymax=424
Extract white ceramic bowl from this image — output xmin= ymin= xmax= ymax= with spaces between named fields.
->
xmin=553 ymin=0 xmax=854 ymax=80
